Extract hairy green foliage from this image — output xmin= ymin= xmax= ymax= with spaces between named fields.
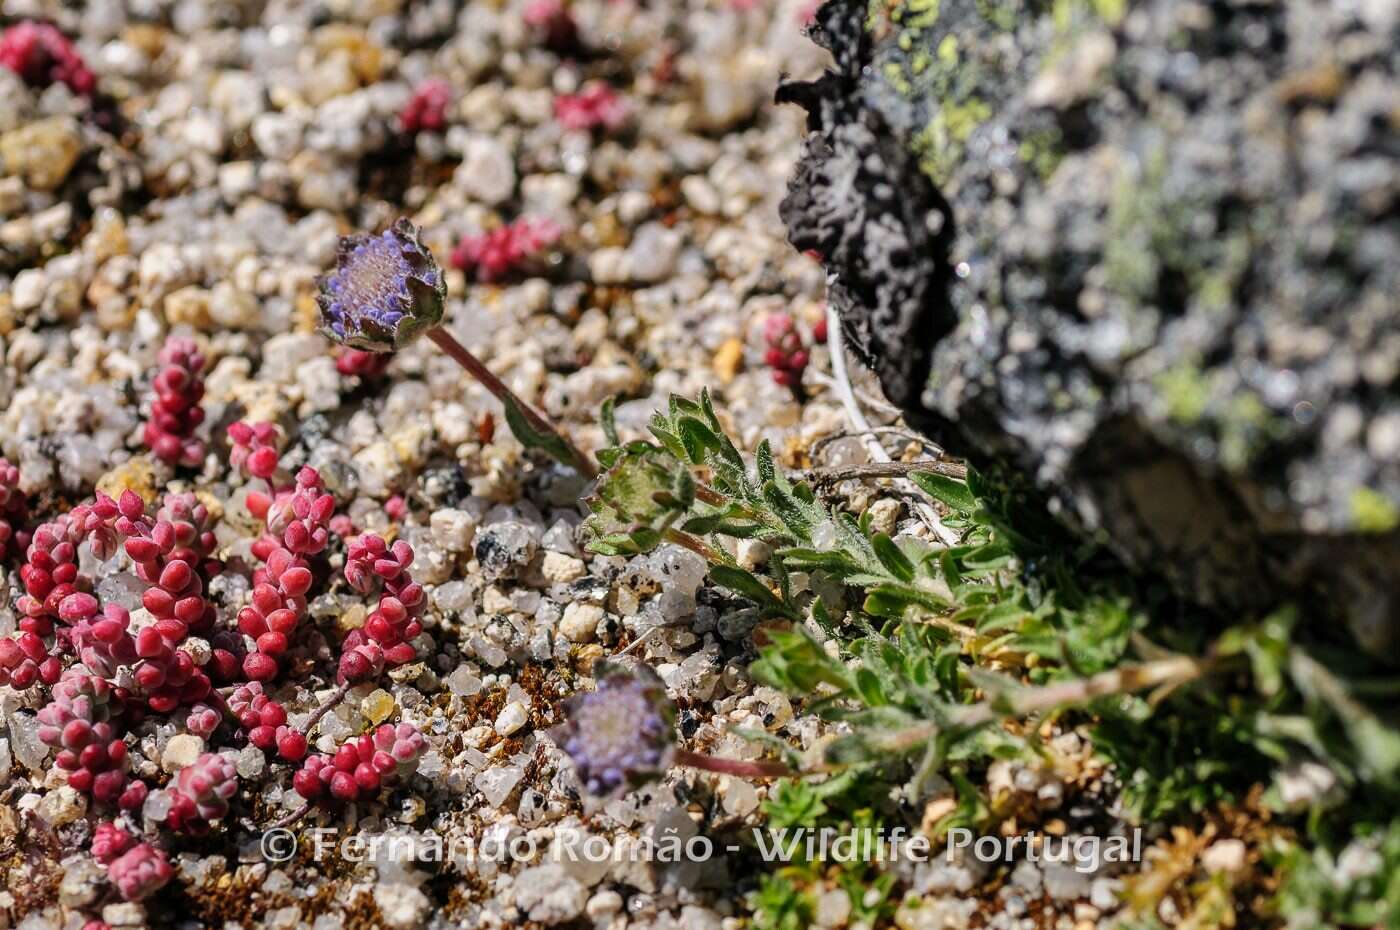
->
xmin=500 ymin=393 xmax=588 ymax=473
xmin=1271 ymin=820 xmax=1400 ymax=929
xmin=588 ymin=392 xmax=1400 ymax=928
xmin=749 ymin=872 xmax=815 ymax=930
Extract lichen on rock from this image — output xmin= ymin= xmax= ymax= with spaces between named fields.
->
xmin=780 ymin=0 xmax=1400 ymax=652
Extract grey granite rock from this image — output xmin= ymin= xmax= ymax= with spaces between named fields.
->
xmin=781 ymin=0 xmax=1400 ymax=652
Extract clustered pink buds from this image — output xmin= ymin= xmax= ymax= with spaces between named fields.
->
xmin=263 ymin=468 xmax=335 ymax=558
xmin=450 ymin=218 xmax=562 ymax=283
xmin=91 ymin=821 xmax=135 ymax=864
xmin=338 ymin=534 xmax=422 ymax=682
xmin=143 ymin=338 xmax=207 ymax=467
xmin=155 ymin=493 xmax=219 ymax=571
xmin=237 ymin=553 xmax=307 ymax=681
xmin=239 ymin=467 xmax=333 ymax=681
xmin=344 ymin=535 xmax=414 ymax=596
xmin=0 ymin=631 xmax=61 ymax=688
xmin=186 ymin=703 xmax=220 ymax=738
xmin=36 ymin=669 xmax=139 ymax=807
xmin=553 ymin=82 xmax=628 ymax=132
xmin=118 ymin=491 xmax=216 ymax=712
xmin=0 ymin=341 xmax=444 ymax=909
xmin=227 ymin=682 xmax=307 ymax=761
xmin=335 ymin=348 xmax=391 ymax=380
xmin=0 ymin=21 xmax=96 ymax=96
xmin=293 ymin=722 xmax=426 ymax=802
xmin=399 ymin=78 xmax=451 ymax=134
xmin=163 ymin=752 xmax=238 ymax=833
xmin=228 ymin=421 xmax=281 ymax=481
xmin=0 ymin=458 xmax=28 ymax=561
xmin=762 ymin=312 xmax=811 ymax=388
xmin=64 ymin=598 xmax=136 ymax=678
xmin=92 ymin=821 xmax=174 ymax=902
xmin=18 ymin=508 xmax=104 ymax=636
xmin=523 ymin=0 xmax=579 ymax=52
xmin=107 ymin=842 xmax=174 ymax=902
xmin=17 ymin=495 xmax=128 ymax=639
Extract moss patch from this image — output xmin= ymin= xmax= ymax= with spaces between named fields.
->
xmin=1017 ymin=125 xmax=1066 ymax=181
xmin=1351 ymin=487 xmax=1400 ymax=534
xmin=912 ymin=97 xmax=992 ymax=183
xmin=1156 ymin=364 xmax=1211 ymax=425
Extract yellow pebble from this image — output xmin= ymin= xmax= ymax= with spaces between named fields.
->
xmin=336 ymin=604 xmax=368 ymax=635
xmin=293 ymin=291 xmax=320 ymax=333
xmin=96 ymin=457 xmax=160 ymax=505
xmin=361 ymin=689 xmax=396 ymax=725
xmin=712 ymin=337 xmax=744 ymax=384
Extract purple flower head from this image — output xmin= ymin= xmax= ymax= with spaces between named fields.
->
xmin=552 ymin=662 xmax=676 ymax=797
xmin=317 ymin=219 xmax=445 ymax=352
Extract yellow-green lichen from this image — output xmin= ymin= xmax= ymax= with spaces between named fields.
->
xmin=883 ymin=62 xmax=914 ymax=97
xmin=975 ymin=0 xmax=1019 ymax=31
xmin=1054 ymin=0 xmax=1127 ymax=32
xmin=937 ymin=35 xmax=959 ymax=66
xmin=1351 ymin=488 xmax=1400 ymax=534
xmin=901 ymin=0 xmax=942 ymax=30
xmin=1102 ymin=148 xmax=1190 ymax=300
xmin=1194 ymin=234 xmax=1250 ymax=312
xmin=1017 ymin=126 xmax=1065 ymax=181
xmin=866 ymin=0 xmax=894 ymax=37
xmin=911 ymin=98 xmax=992 ymax=182
xmin=1218 ymin=392 xmax=1278 ymax=471
xmin=1156 ymin=364 xmax=1211 ymax=425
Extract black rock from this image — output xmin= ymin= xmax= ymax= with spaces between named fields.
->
xmin=780 ymin=0 xmax=1400 ymax=653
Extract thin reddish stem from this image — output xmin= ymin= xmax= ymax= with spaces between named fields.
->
xmin=302 ymin=682 xmax=351 ymax=735
xmin=662 ymin=529 xmax=724 ymax=564
xmin=271 ymin=802 xmax=310 ymax=829
xmin=673 ymin=748 xmax=792 ymax=779
xmin=426 ymin=327 xmax=597 ymax=479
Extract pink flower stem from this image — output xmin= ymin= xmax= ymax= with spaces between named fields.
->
xmin=271 ymin=803 xmax=310 ymax=829
xmin=673 ymin=748 xmax=793 ymax=779
xmin=301 ymin=682 xmax=351 ymax=735
xmin=426 ymin=327 xmax=597 ymax=480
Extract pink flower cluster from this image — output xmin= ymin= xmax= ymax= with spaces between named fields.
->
xmin=93 ymin=823 xmax=173 ymax=902
xmin=450 ymin=218 xmax=562 ymax=283
xmin=64 ymin=598 xmax=136 ymax=679
xmin=143 ymin=337 xmax=207 ymax=467
xmin=228 ymin=420 xmax=280 ymax=480
xmin=399 ymin=78 xmax=452 ymax=134
xmin=762 ymin=312 xmax=811 ymax=387
xmin=228 ymin=682 xmax=307 ymax=761
xmin=0 ymin=630 xmax=60 ymax=688
xmin=118 ymin=490 xmax=220 ymax=712
xmin=335 ymin=347 xmax=391 ymax=380
xmin=338 ymin=534 xmax=424 ymax=682
xmin=0 ymin=346 xmax=439 ymax=909
xmin=0 ymin=21 xmax=96 ymax=96
xmin=293 ymin=723 xmax=426 ymax=802
xmin=36 ymin=669 xmax=143 ymax=808
xmin=523 ymin=0 xmax=579 ymax=52
xmin=19 ymin=486 xmax=231 ymax=811
xmin=163 ymin=751 xmax=239 ymax=833
xmin=554 ymin=82 xmax=628 ymax=132
xmin=18 ymin=496 xmax=122 ymax=636
xmin=237 ymin=466 xmax=334 ymax=680
xmin=0 ymin=457 xmax=28 ymax=561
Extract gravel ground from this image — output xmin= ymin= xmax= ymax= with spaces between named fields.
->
xmin=0 ymin=2 xmax=1156 ymax=929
